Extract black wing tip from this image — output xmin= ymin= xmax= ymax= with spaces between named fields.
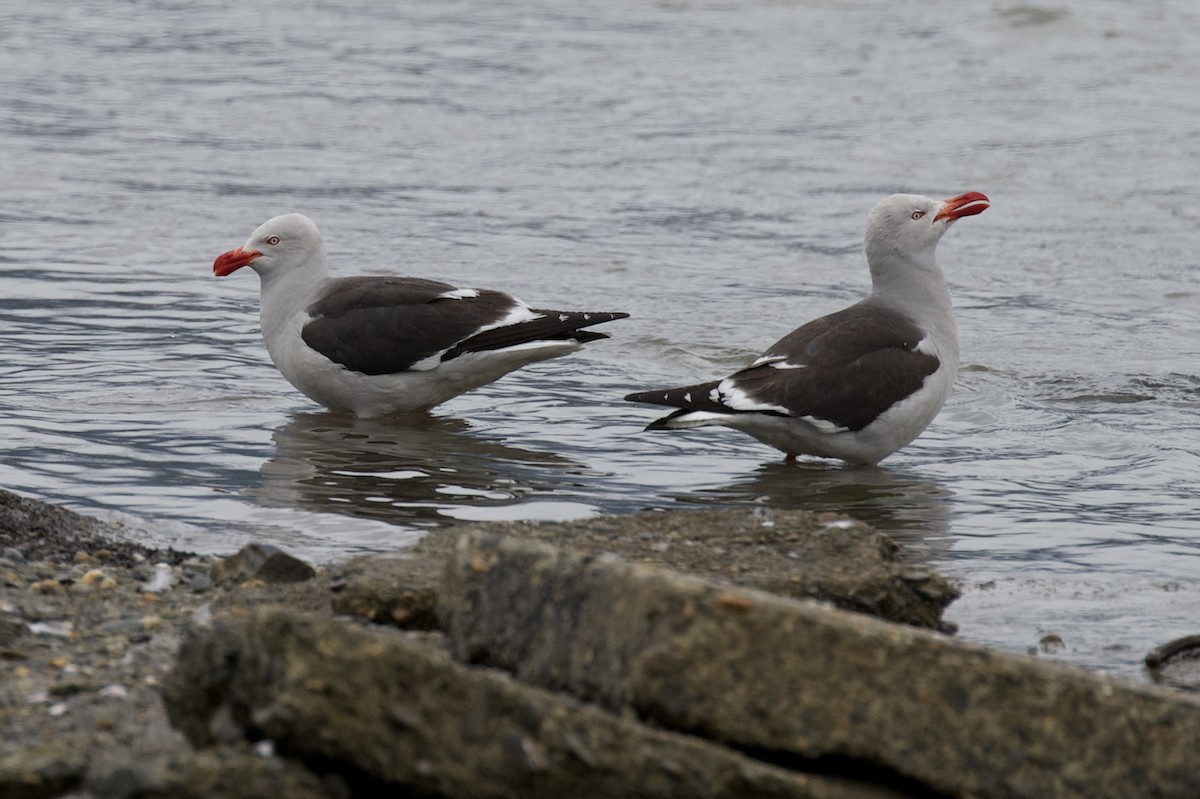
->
xmin=624 ymin=389 xmax=662 ymax=404
xmin=575 ymin=331 xmax=609 ymax=344
xmin=642 ymin=408 xmax=694 ymax=431
xmin=533 ymin=309 xmax=630 ymax=326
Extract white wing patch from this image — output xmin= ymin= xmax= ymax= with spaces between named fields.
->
xmin=470 ymin=302 xmax=543 ymax=336
xmin=410 ymin=353 xmax=444 ymax=371
xmin=799 ymin=415 xmax=849 ymax=435
xmin=915 ymin=337 xmax=937 ymax=356
xmin=438 ymin=287 xmax=480 ymax=300
xmin=715 ymin=378 xmax=789 ymax=415
xmin=751 ymin=353 xmax=805 ymax=370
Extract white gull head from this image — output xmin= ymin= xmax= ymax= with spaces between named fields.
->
xmin=864 ymin=192 xmax=989 ymax=268
xmin=212 ymin=212 xmax=328 ymax=289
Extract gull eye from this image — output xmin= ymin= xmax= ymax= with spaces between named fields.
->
xmin=265 ymin=235 xmax=281 ymax=246
xmin=910 ymin=210 xmax=926 ymax=220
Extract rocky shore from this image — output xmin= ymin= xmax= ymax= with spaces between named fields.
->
xmin=3 ymin=487 xmax=1200 ymax=798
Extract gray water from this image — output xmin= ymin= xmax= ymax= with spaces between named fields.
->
xmin=2 ymin=0 xmax=1199 ymax=679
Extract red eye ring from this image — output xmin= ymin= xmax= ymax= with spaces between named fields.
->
xmin=265 ymin=235 xmax=281 ymax=245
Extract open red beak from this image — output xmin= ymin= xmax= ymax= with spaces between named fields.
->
xmin=213 ymin=247 xmax=263 ymax=276
xmin=934 ymin=191 xmax=990 ymax=223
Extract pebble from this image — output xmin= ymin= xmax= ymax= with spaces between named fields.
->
xmin=180 ymin=556 xmax=212 ymax=576
xmin=188 ymin=573 xmax=214 ymax=593
xmin=1039 ymin=633 xmax=1066 ymax=654
xmin=81 ymin=569 xmax=118 ymax=590
xmin=30 ymin=579 xmax=65 ymax=596
xmin=209 ymin=543 xmax=316 ymax=585
xmin=140 ymin=615 xmax=164 ymax=632
xmin=191 ymin=603 xmax=213 ymax=626
xmin=28 ymin=620 xmax=74 ymax=638
xmin=98 ymin=683 xmax=128 ymax=699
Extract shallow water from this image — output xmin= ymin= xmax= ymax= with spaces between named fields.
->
xmin=2 ymin=0 xmax=1199 ymax=679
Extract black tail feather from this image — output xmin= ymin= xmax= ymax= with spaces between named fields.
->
xmin=643 ymin=408 xmax=692 ymax=430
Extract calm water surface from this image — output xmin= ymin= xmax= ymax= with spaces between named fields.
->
xmin=2 ymin=0 xmax=1199 ymax=679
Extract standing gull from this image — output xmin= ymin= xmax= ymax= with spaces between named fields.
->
xmin=213 ymin=213 xmax=628 ymax=417
xmin=625 ymin=192 xmax=989 ymax=465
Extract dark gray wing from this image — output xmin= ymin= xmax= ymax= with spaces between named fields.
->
xmin=625 ymin=301 xmax=939 ymax=432
xmin=302 ymin=276 xmax=627 ymax=376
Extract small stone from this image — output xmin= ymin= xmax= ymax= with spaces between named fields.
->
xmin=716 ymin=591 xmax=754 ymax=615
xmin=27 ymin=620 xmax=73 ymax=638
xmin=0 ymin=616 xmax=26 ymax=646
xmin=192 ymin=602 xmax=213 ymax=626
xmin=209 ymin=543 xmax=316 ymax=585
xmin=2 ymin=547 xmax=25 ymax=563
xmin=180 ymin=557 xmax=211 ymax=575
xmin=30 ymin=578 xmax=65 ymax=595
xmin=140 ymin=615 xmax=164 ymax=632
xmin=49 ymin=680 xmax=94 ymax=697
xmin=188 ymin=573 xmax=214 ymax=593
xmin=0 ymin=743 xmax=84 ymax=796
xmin=1038 ymin=633 xmax=1066 ymax=654
xmin=81 ymin=568 xmax=111 ymax=587
xmin=73 ymin=550 xmax=99 ymax=566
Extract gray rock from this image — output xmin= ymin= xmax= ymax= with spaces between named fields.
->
xmin=327 ymin=508 xmax=958 ymax=633
xmin=85 ymin=748 xmax=342 ymax=799
xmin=454 ymin=509 xmax=959 ymax=630
xmin=0 ymin=615 xmax=26 ymax=646
xmin=439 ymin=533 xmax=1200 ymax=799
xmin=328 ymin=557 xmax=446 ymax=629
xmin=187 ymin=573 xmax=214 ymax=593
xmin=0 ymin=743 xmax=85 ymax=799
xmin=161 ymin=609 xmax=905 ymax=799
xmin=208 ymin=543 xmax=315 ymax=585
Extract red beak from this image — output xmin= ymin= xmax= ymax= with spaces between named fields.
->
xmin=934 ymin=191 xmax=990 ymax=223
xmin=213 ymin=247 xmax=263 ymax=276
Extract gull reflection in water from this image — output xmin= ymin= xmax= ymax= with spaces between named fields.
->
xmin=249 ymin=412 xmax=585 ymax=527
xmin=672 ymin=460 xmax=956 ymax=559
